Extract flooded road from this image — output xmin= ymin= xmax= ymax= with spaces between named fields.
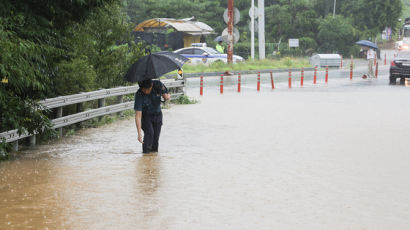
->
xmin=2 ymin=68 xmax=410 ymax=229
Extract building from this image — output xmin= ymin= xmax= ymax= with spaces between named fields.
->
xmin=133 ymin=17 xmax=214 ymax=50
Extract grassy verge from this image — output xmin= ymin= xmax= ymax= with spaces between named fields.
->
xmin=173 ymin=95 xmax=198 ymax=104
xmin=170 ymin=57 xmax=310 ymax=74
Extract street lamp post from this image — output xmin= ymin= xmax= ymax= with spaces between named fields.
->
xmin=333 ymin=0 xmax=336 ymax=18
xmin=251 ymin=0 xmax=255 ymax=59
xmin=258 ymin=0 xmax=265 ymax=60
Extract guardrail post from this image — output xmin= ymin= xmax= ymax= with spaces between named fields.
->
xmin=314 ymin=66 xmax=317 ymax=84
xmin=117 ymin=95 xmax=124 ymax=116
xmin=76 ymin=103 xmax=83 ymax=127
xmin=12 ymin=141 xmax=18 ymax=152
xmin=98 ymin=98 xmax=105 ymax=121
xmin=29 ymin=135 xmax=36 ymax=147
xmin=57 ymin=107 xmax=63 ymax=137
xmin=325 ymin=66 xmax=329 ymax=84
xmin=300 ymin=67 xmax=304 ymax=87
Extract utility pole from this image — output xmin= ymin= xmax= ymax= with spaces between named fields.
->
xmin=251 ymin=0 xmax=255 ymax=59
xmin=333 ymin=0 xmax=336 ymax=18
xmin=227 ymin=0 xmax=234 ymax=64
xmin=258 ymin=0 xmax=265 ymax=60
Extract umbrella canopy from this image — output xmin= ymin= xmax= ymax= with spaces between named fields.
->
xmin=214 ymin=36 xmax=223 ymax=42
xmin=124 ymin=51 xmax=189 ymax=83
xmin=355 ymin=40 xmax=378 ymax=49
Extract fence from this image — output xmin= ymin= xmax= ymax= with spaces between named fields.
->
xmin=0 ymin=79 xmax=184 ymax=151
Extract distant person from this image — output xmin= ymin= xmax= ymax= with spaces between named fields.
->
xmin=216 ymin=41 xmax=224 ymax=53
xmin=367 ymin=47 xmax=376 ymax=78
xmin=134 ymin=79 xmax=170 ymax=153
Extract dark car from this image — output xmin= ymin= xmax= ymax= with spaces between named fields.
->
xmin=390 ymin=51 xmax=410 ymax=84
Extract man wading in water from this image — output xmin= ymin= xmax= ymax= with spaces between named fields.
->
xmin=134 ymin=79 xmax=170 ymax=153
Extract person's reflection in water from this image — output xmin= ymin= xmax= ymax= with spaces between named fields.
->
xmin=136 ymin=154 xmax=161 ymax=225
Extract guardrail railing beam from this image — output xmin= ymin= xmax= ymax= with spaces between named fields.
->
xmin=1 ymin=80 xmax=184 ymax=148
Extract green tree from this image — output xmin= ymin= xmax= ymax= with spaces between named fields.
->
xmin=57 ymin=2 xmax=145 ymax=91
xmin=312 ymin=0 xmax=340 ymax=18
xmin=340 ymin=0 xmax=402 ymax=39
xmin=317 ymin=15 xmax=358 ymax=55
xmin=265 ymin=0 xmax=318 ymax=43
xmin=0 ymin=0 xmax=117 ymax=156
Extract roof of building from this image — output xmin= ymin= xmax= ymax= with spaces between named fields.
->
xmin=134 ymin=17 xmax=214 ymax=35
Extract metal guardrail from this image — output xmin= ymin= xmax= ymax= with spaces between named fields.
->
xmin=0 ymin=80 xmax=184 ymax=144
xmin=41 ymin=79 xmax=184 ymax=108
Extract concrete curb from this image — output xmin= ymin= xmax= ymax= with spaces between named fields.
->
xmin=165 ymin=67 xmax=322 ymax=79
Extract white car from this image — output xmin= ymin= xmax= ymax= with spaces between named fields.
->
xmin=174 ymin=47 xmax=244 ymax=65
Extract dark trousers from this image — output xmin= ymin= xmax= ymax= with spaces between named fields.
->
xmin=141 ymin=113 xmax=162 ymax=153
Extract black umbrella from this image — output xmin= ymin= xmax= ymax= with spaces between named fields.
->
xmin=355 ymin=40 xmax=378 ymax=50
xmin=124 ymin=51 xmax=189 ymax=83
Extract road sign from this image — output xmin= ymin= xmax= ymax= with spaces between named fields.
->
xmin=222 ymin=27 xmax=240 ymax=44
xmin=249 ymin=6 xmax=258 ymax=19
xmin=288 ymin=39 xmax=299 ymax=48
xmin=223 ymin=7 xmax=240 ymax=25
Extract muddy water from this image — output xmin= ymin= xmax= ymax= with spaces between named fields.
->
xmin=1 ymin=73 xmax=410 ymax=229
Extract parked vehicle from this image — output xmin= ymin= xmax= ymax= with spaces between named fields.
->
xmin=174 ymin=46 xmax=244 ymax=65
xmin=395 ymin=17 xmax=410 ymax=51
xmin=389 ymin=51 xmax=410 ymax=84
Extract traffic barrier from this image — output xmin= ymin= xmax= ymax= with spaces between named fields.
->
xmin=301 ymin=67 xmax=304 ymax=87
xmin=340 ymin=55 xmax=343 ymax=68
xmin=220 ymin=74 xmax=224 ymax=94
xmin=257 ymin=72 xmax=261 ymax=92
xmin=350 ymin=62 xmax=353 ymax=80
xmin=238 ymin=73 xmax=241 ymax=93
xmin=384 ymin=53 xmax=387 ymax=65
xmin=270 ymin=71 xmax=275 ymax=89
xmin=288 ymin=69 xmax=292 ymax=88
xmin=350 ymin=55 xmax=354 ymax=80
xmin=314 ymin=66 xmax=317 ymax=84
xmin=200 ymin=76 xmax=204 ymax=96
xmin=325 ymin=66 xmax=329 ymax=84
xmin=375 ymin=62 xmax=378 ymax=78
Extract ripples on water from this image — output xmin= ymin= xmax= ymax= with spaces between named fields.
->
xmin=1 ymin=72 xmax=410 ymax=229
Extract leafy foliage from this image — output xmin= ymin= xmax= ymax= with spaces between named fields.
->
xmin=123 ymin=0 xmax=403 ymax=56
xmin=317 ymin=15 xmax=359 ymax=54
xmin=340 ymin=0 xmax=403 ymax=39
xmin=1 ymin=0 xmax=144 ymax=156
xmin=55 ymin=2 xmax=145 ymax=92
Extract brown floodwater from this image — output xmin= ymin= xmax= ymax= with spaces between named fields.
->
xmin=1 ymin=69 xmax=410 ymax=229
